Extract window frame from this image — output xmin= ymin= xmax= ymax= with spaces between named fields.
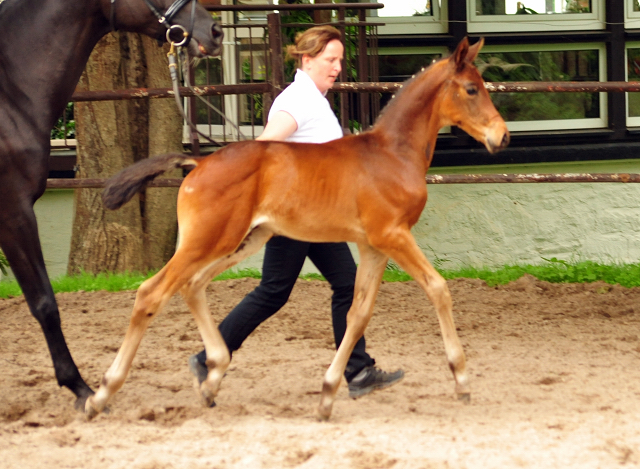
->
xmin=367 ymin=0 xmax=448 ymax=35
xmin=377 ymin=46 xmax=451 ymax=133
xmin=479 ymin=42 xmax=608 ymax=132
xmin=626 ymin=0 xmax=640 ymax=29
xmin=467 ymin=0 xmax=606 ymax=33
xmin=625 ymin=41 xmax=640 ymax=127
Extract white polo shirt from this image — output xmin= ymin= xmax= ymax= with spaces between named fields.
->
xmin=268 ymin=69 xmax=343 ymax=144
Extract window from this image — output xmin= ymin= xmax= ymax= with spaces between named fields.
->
xmin=378 ymin=47 xmax=449 ymax=130
xmin=626 ymin=43 xmax=640 ymax=126
xmin=366 ymin=0 xmax=448 ymax=35
xmin=478 ymin=43 xmax=607 ymax=131
xmin=468 ymin=0 xmax=605 ymax=33
xmin=190 ymin=24 xmax=268 ymax=143
xmin=626 ymin=0 xmax=640 ymax=29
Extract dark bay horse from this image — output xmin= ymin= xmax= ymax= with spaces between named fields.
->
xmin=89 ymin=37 xmax=510 ymax=420
xmin=0 ymin=0 xmax=222 ymax=409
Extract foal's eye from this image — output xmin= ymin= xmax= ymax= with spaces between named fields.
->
xmin=466 ymin=84 xmax=478 ymax=96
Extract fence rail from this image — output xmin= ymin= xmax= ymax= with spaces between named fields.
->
xmin=52 ymin=3 xmax=640 ymax=191
xmin=68 ymin=81 xmax=640 ymax=103
xmin=45 ymin=173 xmax=640 ymax=190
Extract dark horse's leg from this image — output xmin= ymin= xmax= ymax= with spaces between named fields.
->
xmin=0 ymin=164 xmax=93 ymax=409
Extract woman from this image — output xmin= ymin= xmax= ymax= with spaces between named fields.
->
xmin=190 ymin=25 xmax=403 ymax=398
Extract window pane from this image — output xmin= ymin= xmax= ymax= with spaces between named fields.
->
xmin=635 ymin=0 xmax=640 ymax=12
xmin=628 ymin=49 xmax=640 ymax=118
xmin=371 ymin=0 xmax=436 ymax=17
xmin=378 ymin=53 xmax=442 ymax=109
xmin=476 ymin=0 xmax=591 ymax=15
xmin=194 ymin=59 xmax=224 ymax=125
xmin=378 ymin=53 xmax=442 ymax=82
xmin=478 ymin=49 xmax=600 ymax=121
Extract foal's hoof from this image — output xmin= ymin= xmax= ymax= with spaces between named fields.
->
xmin=199 ymin=387 xmax=217 ymax=408
xmin=316 ymin=403 xmax=333 ymax=422
xmin=83 ymin=396 xmax=110 ymax=420
xmin=84 ymin=401 xmax=100 ymax=421
xmin=457 ymin=392 xmax=471 ymax=404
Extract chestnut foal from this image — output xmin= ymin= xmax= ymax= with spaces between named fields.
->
xmin=86 ymin=37 xmax=509 ymax=420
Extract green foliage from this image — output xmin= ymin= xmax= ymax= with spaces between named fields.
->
xmin=564 ymin=0 xmax=590 ymax=13
xmin=51 ymin=102 xmax=75 ymax=139
xmin=193 ymin=59 xmax=225 ymax=125
xmin=0 ymin=268 xmax=266 ymax=299
xmin=438 ymin=258 xmax=640 ymax=288
xmin=241 ymin=59 xmax=265 ymax=124
xmin=0 ymin=250 xmax=9 ymax=276
xmin=6 ymin=260 xmax=640 ymax=300
xmin=280 ymin=3 xmax=315 ymax=83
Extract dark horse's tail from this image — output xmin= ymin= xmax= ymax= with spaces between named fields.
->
xmin=102 ymin=153 xmax=199 ymax=210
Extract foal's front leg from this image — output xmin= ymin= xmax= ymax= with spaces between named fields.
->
xmin=384 ymin=231 xmax=470 ymax=402
xmin=318 ymin=244 xmax=388 ymax=421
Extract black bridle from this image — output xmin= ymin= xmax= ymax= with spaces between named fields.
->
xmin=110 ymin=0 xmax=197 ymax=47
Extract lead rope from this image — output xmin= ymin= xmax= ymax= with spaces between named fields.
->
xmin=167 ymin=42 xmax=246 ymax=146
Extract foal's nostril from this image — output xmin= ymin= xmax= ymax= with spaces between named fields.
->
xmin=501 ymin=132 xmax=510 ymax=147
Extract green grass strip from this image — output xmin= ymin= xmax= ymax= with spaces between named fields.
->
xmin=2 ymin=259 xmax=640 ymax=299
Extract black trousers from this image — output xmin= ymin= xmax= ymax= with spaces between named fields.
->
xmin=196 ymin=236 xmax=374 ymax=381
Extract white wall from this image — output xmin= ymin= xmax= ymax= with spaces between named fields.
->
xmin=416 ymin=158 xmax=640 ymax=268
xmin=3 ymin=158 xmax=640 ymax=282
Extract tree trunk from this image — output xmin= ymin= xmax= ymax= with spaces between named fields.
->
xmin=68 ymin=33 xmax=182 ymax=275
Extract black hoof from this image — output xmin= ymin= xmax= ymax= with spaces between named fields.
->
xmin=73 ymin=389 xmax=95 ymax=412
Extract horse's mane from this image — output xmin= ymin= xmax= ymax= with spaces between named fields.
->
xmin=373 ymin=55 xmax=448 ymax=125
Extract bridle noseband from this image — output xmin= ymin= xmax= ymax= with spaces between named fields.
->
xmin=110 ymin=0 xmax=197 ymax=47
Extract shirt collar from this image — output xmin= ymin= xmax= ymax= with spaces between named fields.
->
xmin=295 ymin=69 xmax=328 ymax=96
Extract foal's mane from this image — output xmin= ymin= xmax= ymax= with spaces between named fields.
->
xmin=373 ymin=55 xmax=449 ymax=126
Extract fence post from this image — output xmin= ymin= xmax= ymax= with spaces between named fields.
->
xmin=267 ymin=12 xmax=285 ymax=115
xmin=337 ymin=6 xmax=349 ymax=131
xmin=188 ymin=65 xmax=200 ymax=156
xmin=358 ymin=8 xmax=370 ymax=130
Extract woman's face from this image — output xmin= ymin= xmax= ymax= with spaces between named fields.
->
xmin=302 ymin=39 xmax=344 ymax=94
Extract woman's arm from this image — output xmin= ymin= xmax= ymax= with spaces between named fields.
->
xmin=256 ymin=111 xmax=298 ymax=141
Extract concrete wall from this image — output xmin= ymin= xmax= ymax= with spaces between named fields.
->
xmin=3 ymin=158 xmax=640 ymax=282
xmin=416 ymin=159 xmax=640 ymax=269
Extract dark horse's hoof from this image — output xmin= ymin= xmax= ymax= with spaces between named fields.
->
xmin=73 ymin=390 xmax=95 ymax=412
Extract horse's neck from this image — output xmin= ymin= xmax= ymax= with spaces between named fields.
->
xmin=371 ymin=65 xmax=447 ymax=171
xmin=0 ymin=0 xmax=108 ymax=135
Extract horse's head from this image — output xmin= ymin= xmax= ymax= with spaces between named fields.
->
xmin=439 ymin=38 xmax=509 ymax=154
xmin=105 ymin=0 xmax=223 ymax=57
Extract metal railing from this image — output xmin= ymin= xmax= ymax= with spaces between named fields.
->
xmin=46 ymin=4 xmax=640 ymax=189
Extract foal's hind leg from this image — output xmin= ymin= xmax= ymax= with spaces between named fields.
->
xmin=0 ymin=187 xmax=93 ymax=408
xmin=85 ymin=260 xmax=203 ymax=419
xmin=180 ymin=226 xmax=273 ymax=407
xmin=318 ymin=244 xmax=388 ymax=420
xmin=380 ymin=230 xmax=470 ymax=402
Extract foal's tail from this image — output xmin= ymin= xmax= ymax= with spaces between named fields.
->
xmin=102 ymin=153 xmax=200 ymax=210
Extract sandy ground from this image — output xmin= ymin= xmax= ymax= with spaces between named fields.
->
xmin=0 ymin=275 xmax=639 ymax=469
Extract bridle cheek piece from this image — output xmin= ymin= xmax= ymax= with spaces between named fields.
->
xmin=110 ymin=0 xmax=197 ymax=46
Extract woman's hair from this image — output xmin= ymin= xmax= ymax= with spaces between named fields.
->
xmin=286 ymin=25 xmax=342 ymax=69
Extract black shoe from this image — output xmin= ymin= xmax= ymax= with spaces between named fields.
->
xmin=348 ymin=366 xmax=404 ymax=399
xmin=188 ymin=354 xmax=208 ymax=385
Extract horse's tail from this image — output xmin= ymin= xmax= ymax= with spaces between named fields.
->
xmin=102 ymin=153 xmax=200 ymax=210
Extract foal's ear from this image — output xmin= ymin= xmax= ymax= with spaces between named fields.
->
xmin=466 ymin=37 xmax=485 ymax=63
xmin=453 ymin=37 xmax=470 ymax=71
